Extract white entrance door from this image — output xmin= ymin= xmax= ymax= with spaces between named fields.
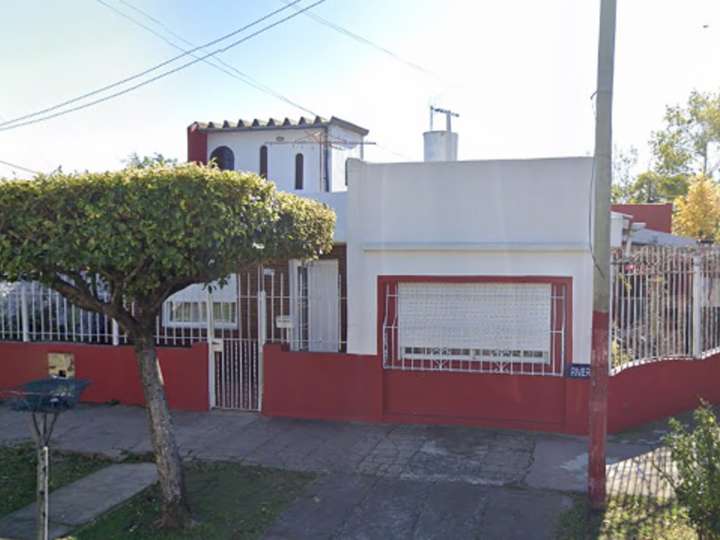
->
xmin=291 ymin=259 xmax=340 ymax=352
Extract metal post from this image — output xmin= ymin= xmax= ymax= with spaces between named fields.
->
xmin=21 ymin=282 xmax=30 ymax=342
xmin=37 ymin=445 xmax=49 ymax=540
xmin=692 ymin=255 xmax=703 ymax=357
xmin=589 ymin=0 xmax=617 ymax=511
xmin=111 ymin=320 xmax=120 ymax=346
xmin=257 ymin=290 xmax=267 ymax=411
xmin=206 ymin=290 xmax=216 ymax=409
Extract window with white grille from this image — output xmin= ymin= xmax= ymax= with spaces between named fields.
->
xmin=163 ymin=277 xmax=237 ymax=329
xmin=382 ymin=279 xmax=567 ymax=376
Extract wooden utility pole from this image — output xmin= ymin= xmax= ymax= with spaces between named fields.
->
xmin=589 ymin=0 xmax=617 ymax=510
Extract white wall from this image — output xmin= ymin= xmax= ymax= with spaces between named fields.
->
xmin=328 ymin=124 xmax=364 ymax=192
xmin=208 ymin=128 xmax=325 ymax=193
xmin=306 ymin=191 xmax=347 ymax=243
xmin=346 ymin=157 xmax=595 ymax=364
xmin=207 ymin=125 xmax=364 ymax=195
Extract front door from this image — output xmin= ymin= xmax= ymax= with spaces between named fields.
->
xmin=292 ymin=259 xmax=340 ymax=352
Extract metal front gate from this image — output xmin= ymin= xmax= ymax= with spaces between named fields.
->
xmin=210 ymin=270 xmax=271 ymax=412
xmin=213 ymin=338 xmax=261 ymax=410
xmin=210 ymin=262 xmax=345 ymax=411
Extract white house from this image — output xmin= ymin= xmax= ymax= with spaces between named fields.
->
xmin=183 ymin=114 xmax=598 ymax=378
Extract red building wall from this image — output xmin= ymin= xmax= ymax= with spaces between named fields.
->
xmin=187 ymin=123 xmax=208 ymax=164
xmin=611 ymin=203 xmax=673 ymax=233
xmin=0 ymin=342 xmax=209 ymax=411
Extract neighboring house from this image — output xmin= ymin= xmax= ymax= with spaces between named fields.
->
xmin=610 ymin=203 xmax=696 ymax=249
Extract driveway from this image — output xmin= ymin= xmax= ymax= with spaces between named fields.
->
xmin=0 ymin=404 xmax=670 ymax=539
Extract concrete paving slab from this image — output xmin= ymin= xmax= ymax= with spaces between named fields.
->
xmin=0 ymin=463 xmax=157 ymax=539
xmin=525 ymin=438 xmax=659 ymax=494
xmin=480 ymin=487 xmax=574 ymax=540
xmin=264 ymin=474 xmax=568 ymax=540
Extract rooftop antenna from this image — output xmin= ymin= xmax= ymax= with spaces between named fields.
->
xmin=429 ymin=106 xmax=459 ymax=132
xmin=425 ymin=106 xmax=459 ymax=161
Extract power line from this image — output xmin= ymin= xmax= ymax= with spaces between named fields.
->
xmin=0 ymin=0 xmax=326 ymax=132
xmin=0 ymin=0 xmax=305 ymax=129
xmin=97 ymin=0 xmax=318 ymax=116
xmin=0 ymin=159 xmax=42 ymax=176
xmin=281 ymin=0 xmax=443 ymax=81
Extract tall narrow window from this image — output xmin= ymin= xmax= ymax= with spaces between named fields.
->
xmin=294 ymin=153 xmax=304 ymax=190
xmin=209 ymin=146 xmax=234 ymax=171
xmin=259 ymin=145 xmax=268 ymax=178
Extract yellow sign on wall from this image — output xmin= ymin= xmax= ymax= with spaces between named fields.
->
xmin=48 ymin=353 xmax=75 ymax=378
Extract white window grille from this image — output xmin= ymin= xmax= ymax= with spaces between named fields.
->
xmin=162 ymin=278 xmax=237 ymax=329
xmin=382 ymin=279 xmax=567 ymax=376
xmin=164 ymin=300 xmax=237 ymax=327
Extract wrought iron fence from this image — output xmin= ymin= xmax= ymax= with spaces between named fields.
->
xmin=0 ymin=266 xmax=348 ymax=353
xmin=610 ymin=246 xmax=720 ymax=373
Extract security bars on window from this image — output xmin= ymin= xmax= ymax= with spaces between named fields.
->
xmin=382 ymin=280 xmax=567 ymax=376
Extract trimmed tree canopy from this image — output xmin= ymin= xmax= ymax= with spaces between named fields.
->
xmin=0 ymin=161 xmax=336 ymax=528
xmin=0 ymin=163 xmax=335 ymax=328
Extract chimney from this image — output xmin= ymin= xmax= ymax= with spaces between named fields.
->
xmin=423 ymin=106 xmax=459 ymax=161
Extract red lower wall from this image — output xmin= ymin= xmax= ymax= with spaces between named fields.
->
xmin=0 ymin=341 xmax=209 ymax=411
xmin=262 ymin=344 xmax=381 ymax=422
xmin=262 ymin=345 xmax=720 ymax=435
xmin=607 ymin=356 xmax=720 ymax=433
xmin=382 ymin=369 xmax=567 ymax=431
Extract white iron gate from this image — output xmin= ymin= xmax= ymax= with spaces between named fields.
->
xmin=210 ymin=263 xmax=346 ymax=410
xmin=210 ymin=271 xmax=270 ymax=412
xmin=212 ymin=338 xmax=261 ymax=410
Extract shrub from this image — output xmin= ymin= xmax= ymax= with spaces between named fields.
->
xmin=662 ymin=403 xmax=720 ymax=539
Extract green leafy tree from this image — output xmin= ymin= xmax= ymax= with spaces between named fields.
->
xmin=652 ymin=90 xmax=720 ymax=179
xmin=626 ymin=170 xmax=690 ymax=203
xmin=620 ymin=90 xmax=720 ymax=204
xmin=0 ymin=163 xmax=335 ymax=528
xmin=611 ymin=145 xmax=638 ymax=203
xmin=123 ymin=152 xmax=178 ymax=168
xmin=661 ymin=404 xmax=720 ymax=539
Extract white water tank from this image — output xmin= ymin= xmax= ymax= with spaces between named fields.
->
xmin=423 ymin=130 xmax=458 ymax=161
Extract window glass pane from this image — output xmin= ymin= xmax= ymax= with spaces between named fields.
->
xmin=260 ymin=146 xmax=268 ymax=178
xmin=295 ymin=153 xmax=304 ymax=190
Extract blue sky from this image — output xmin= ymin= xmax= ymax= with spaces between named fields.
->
xmin=1 ymin=0 xmax=718 ymax=177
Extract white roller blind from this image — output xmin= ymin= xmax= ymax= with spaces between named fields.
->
xmin=397 ymin=282 xmax=551 ymax=361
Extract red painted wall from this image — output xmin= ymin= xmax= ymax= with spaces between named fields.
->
xmin=187 ymin=123 xmax=208 ymax=164
xmin=262 ymin=344 xmax=381 ymax=422
xmin=611 ymin=203 xmax=673 ymax=233
xmin=0 ymin=342 xmax=209 ymax=411
xmin=383 ymin=369 xmax=567 ymax=431
xmin=607 ymin=356 xmax=720 ymax=432
xmin=262 ymin=345 xmax=720 ymax=435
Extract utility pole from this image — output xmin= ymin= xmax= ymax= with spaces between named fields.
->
xmin=589 ymin=0 xmax=617 ymax=510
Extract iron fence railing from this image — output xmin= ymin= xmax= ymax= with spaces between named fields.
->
xmin=610 ymin=245 xmax=720 ymax=373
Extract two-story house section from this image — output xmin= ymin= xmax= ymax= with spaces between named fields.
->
xmin=188 ymin=115 xmax=368 ymax=193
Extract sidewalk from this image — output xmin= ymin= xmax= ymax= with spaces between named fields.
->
xmin=0 ymin=463 xmax=156 ymax=540
xmin=0 ymin=403 xmax=675 ymax=539
xmin=0 ymin=403 xmax=672 ymax=495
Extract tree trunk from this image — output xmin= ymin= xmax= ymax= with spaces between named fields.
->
xmin=134 ymin=334 xmax=191 ymax=528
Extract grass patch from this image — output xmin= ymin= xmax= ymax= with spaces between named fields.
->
xmin=71 ymin=461 xmax=315 ymax=540
xmin=556 ymin=494 xmax=697 ymax=539
xmin=0 ymin=443 xmax=112 ymax=517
